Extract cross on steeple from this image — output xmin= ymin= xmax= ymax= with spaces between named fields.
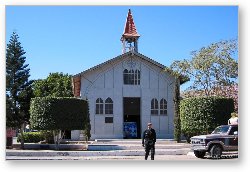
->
xmin=121 ymin=9 xmax=140 ymax=54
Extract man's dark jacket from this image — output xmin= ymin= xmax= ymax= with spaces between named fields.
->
xmin=142 ymin=128 xmax=156 ymax=146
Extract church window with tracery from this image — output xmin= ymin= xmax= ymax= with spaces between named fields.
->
xmin=123 ymin=69 xmax=140 ymax=85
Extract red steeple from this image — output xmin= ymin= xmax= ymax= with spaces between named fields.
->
xmin=122 ymin=9 xmax=140 ymax=38
xmin=121 ymin=9 xmax=140 ymax=53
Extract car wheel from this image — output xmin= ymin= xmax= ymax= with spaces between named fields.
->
xmin=194 ymin=151 xmax=206 ymax=159
xmin=210 ymin=145 xmax=222 ymax=159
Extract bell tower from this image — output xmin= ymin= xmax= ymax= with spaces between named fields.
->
xmin=121 ymin=9 xmax=140 ymax=54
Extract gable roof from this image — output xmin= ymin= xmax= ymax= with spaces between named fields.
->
xmin=73 ymin=51 xmax=166 ymax=77
xmin=72 ymin=51 xmax=188 ymax=97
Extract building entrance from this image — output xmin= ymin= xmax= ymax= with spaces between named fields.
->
xmin=123 ymin=97 xmax=141 ymax=139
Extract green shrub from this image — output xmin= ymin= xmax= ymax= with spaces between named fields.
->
xmin=17 ymin=132 xmax=44 ymax=143
xmin=40 ymin=130 xmax=54 ymax=143
xmin=180 ymin=96 xmax=234 ymax=142
xmin=30 ymin=97 xmax=89 ymax=130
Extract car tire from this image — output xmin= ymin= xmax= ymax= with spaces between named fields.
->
xmin=194 ymin=151 xmax=206 ymax=159
xmin=210 ymin=145 xmax=222 ymax=159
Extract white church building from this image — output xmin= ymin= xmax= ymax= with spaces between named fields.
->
xmin=71 ymin=9 xmax=183 ymax=140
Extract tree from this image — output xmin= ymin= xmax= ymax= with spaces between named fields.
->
xmin=30 ymin=97 xmax=89 ymax=149
xmin=211 ymin=84 xmax=238 ymax=113
xmin=180 ymin=97 xmax=234 ymax=142
xmin=6 ymin=32 xmax=33 ymax=149
xmin=181 ymin=84 xmax=238 ymax=113
xmin=31 ymin=72 xmax=77 ymax=144
xmin=173 ymin=79 xmax=181 ymax=142
xmin=6 ymin=94 xmax=15 ymax=127
xmin=33 ymin=72 xmax=73 ymax=97
xmin=170 ymin=39 xmax=238 ymax=96
xmin=164 ymin=68 xmax=189 ymax=143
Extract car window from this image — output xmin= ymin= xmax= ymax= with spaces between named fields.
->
xmin=212 ymin=125 xmax=230 ymax=134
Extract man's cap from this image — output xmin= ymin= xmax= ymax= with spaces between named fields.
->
xmin=147 ymin=123 xmax=152 ymax=126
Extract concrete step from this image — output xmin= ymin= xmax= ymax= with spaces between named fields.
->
xmin=12 ymin=142 xmax=190 ymax=151
xmin=88 ymin=139 xmax=190 ymax=151
xmin=6 ymin=148 xmax=191 ymax=157
xmin=94 ymin=139 xmax=183 ymax=144
xmin=87 ymin=144 xmax=190 ymax=151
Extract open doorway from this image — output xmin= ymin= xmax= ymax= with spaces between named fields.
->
xmin=123 ymin=97 xmax=141 ymax=139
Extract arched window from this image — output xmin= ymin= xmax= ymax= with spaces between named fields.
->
xmin=96 ymin=98 xmax=103 ymax=114
xmin=160 ymin=99 xmax=167 ymax=115
xmin=151 ymin=98 xmax=158 ymax=115
xmin=135 ymin=70 xmax=140 ymax=85
xmin=123 ymin=69 xmax=129 ymax=85
xmin=105 ymin=97 xmax=113 ymax=114
xmin=123 ymin=69 xmax=140 ymax=85
xmin=129 ymin=69 xmax=134 ymax=84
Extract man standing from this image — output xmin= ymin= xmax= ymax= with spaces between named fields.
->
xmin=142 ymin=123 xmax=156 ymax=160
xmin=228 ymin=112 xmax=238 ymax=125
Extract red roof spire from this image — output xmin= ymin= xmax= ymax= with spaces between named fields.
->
xmin=122 ymin=9 xmax=140 ymax=38
xmin=121 ymin=9 xmax=140 ymax=53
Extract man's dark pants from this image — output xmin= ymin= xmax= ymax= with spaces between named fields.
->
xmin=144 ymin=144 xmax=155 ymax=160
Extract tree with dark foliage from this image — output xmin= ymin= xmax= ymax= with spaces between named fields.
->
xmin=6 ymin=32 xmax=33 ymax=149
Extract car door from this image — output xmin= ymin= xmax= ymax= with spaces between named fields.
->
xmin=228 ymin=125 xmax=238 ymax=150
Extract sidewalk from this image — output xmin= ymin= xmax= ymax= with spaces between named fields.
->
xmin=6 ymin=154 xmax=199 ymax=160
xmin=6 ymin=139 xmax=238 ymax=160
xmin=5 ymin=148 xmax=197 ymax=160
xmin=6 ymin=147 xmax=191 ymax=157
xmin=5 ymin=149 xmax=238 ymax=160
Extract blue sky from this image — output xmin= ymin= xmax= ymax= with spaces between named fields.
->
xmin=6 ymin=6 xmax=238 ymax=90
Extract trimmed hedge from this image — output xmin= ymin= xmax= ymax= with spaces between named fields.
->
xmin=17 ymin=132 xmax=44 ymax=143
xmin=180 ymin=96 xmax=234 ymax=142
xmin=30 ymin=97 xmax=89 ymax=130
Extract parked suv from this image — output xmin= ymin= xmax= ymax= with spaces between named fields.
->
xmin=190 ymin=124 xmax=238 ymax=159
